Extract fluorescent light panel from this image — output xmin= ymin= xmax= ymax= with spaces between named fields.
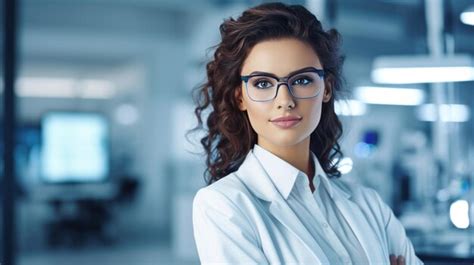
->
xmin=416 ymin=104 xmax=470 ymax=122
xmin=372 ymin=55 xmax=474 ymax=84
xmin=14 ymin=77 xmax=116 ymax=99
xmin=460 ymin=7 xmax=474 ymax=26
xmin=80 ymin=79 xmax=116 ymax=99
xmin=17 ymin=77 xmax=76 ymax=98
xmin=355 ymin=86 xmax=424 ymax=106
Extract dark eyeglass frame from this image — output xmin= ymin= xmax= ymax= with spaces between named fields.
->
xmin=240 ymin=67 xmax=325 ymax=102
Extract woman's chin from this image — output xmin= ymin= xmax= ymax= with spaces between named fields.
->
xmin=263 ymin=135 xmax=309 ymax=148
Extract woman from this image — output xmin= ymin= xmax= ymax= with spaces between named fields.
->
xmin=191 ymin=2 xmax=423 ymax=265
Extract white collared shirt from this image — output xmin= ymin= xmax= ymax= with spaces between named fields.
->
xmin=253 ymin=144 xmax=369 ymax=265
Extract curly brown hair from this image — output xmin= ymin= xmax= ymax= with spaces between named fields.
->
xmin=191 ymin=2 xmax=345 ymax=185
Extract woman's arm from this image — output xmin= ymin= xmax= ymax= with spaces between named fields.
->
xmin=371 ymin=189 xmax=424 ymax=265
xmin=192 ymin=188 xmax=269 ymax=265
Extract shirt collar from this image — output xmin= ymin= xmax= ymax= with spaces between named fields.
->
xmin=313 ymin=152 xmax=335 ymax=199
xmin=252 ymin=144 xmax=335 ymax=200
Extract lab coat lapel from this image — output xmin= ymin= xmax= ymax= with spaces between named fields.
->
xmin=235 ymin=152 xmax=330 ymax=264
xmin=269 ymin=198 xmax=330 ymax=264
xmin=331 ymin=182 xmax=388 ymax=263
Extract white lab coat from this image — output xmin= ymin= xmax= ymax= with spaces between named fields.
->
xmin=193 ymin=150 xmax=424 ymax=264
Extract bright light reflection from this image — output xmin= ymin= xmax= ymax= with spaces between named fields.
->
xmin=335 ymin=100 xmax=367 ymax=116
xmin=450 ymin=200 xmax=470 ymax=229
xmin=337 ymin=157 xmax=353 ymax=175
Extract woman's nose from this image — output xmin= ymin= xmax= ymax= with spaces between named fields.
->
xmin=275 ymin=83 xmax=296 ymax=109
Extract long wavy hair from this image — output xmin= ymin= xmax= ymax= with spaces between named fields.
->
xmin=191 ymin=2 xmax=345 ymax=185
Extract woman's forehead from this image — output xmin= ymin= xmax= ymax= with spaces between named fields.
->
xmin=241 ymin=38 xmax=322 ymax=76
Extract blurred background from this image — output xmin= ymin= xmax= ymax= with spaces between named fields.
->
xmin=1 ymin=0 xmax=474 ymax=264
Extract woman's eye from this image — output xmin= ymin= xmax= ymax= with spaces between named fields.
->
xmin=292 ymin=77 xmax=313 ymax=86
xmin=253 ymin=80 xmax=273 ymax=89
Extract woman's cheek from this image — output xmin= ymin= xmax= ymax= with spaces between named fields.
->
xmin=246 ymin=105 xmax=270 ymax=133
xmin=310 ymin=105 xmax=323 ymax=129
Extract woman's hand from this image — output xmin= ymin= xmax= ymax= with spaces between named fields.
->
xmin=390 ymin=254 xmax=405 ymax=265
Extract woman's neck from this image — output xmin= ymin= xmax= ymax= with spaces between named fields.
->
xmin=257 ymin=137 xmax=314 ymax=179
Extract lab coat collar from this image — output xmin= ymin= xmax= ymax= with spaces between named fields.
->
xmin=236 ymin=147 xmax=351 ymax=203
xmin=233 ymin=150 xmax=383 ymax=264
xmin=252 ymin=144 xmax=300 ymax=200
xmin=233 ymin=149 xmax=352 ymax=264
xmin=313 ymin=151 xmax=342 ymax=200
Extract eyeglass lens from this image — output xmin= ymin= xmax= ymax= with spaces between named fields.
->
xmin=246 ymin=71 xmax=323 ymax=101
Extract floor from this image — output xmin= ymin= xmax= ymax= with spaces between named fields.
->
xmin=18 ymin=241 xmax=199 ymax=265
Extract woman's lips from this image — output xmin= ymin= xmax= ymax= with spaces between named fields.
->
xmin=270 ymin=117 xmax=302 ymax=129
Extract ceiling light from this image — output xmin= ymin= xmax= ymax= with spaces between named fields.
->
xmin=17 ymin=77 xmax=76 ymax=98
xmin=372 ymin=55 xmax=474 ymax=84
xmin=460 ymin=6 xmax=474 ymax=26
xmin=79 ymin=79 xmax=116 ymax=99
xmin=14 ymin=77 xmax=116 ymax=99
xmin=355 ymin=86 xmax=424 ymax=106
xmin=416 ymin=104 xmax=470 ymax=122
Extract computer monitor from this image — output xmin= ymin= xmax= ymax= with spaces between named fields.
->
xmin=40 ymin=112 xmax=109 ymax=183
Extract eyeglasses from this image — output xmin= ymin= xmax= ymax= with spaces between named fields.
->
xmin=240 ymin=67 xmax=325 ymax=102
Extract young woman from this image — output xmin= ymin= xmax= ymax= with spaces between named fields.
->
xmin=191 ymin=2 xmax=423 ymax=265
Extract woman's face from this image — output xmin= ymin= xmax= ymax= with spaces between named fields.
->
xmin=237 ymin=38 xmax=332 ymax=149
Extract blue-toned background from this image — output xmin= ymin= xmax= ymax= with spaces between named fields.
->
xmin=1 ymin=0 xmax=474 ymax=264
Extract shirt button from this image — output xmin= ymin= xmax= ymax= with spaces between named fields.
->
xmin=322 ymin=222 xmax=329 ymax=228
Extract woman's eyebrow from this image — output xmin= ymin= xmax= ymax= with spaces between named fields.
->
xmin=247 ymin=66 xmax=317 ymax=77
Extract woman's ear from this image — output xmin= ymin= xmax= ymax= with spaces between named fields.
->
xmin=235 ymin=87 xmax=247 ymax=111
xmin=323 ymin=80 xmax=333 ymax=103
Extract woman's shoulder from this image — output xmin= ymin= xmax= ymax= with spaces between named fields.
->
xmin=331 ymin=176 xmax=390 ymax=222
xmin=331 ymin=176 xmax=384 ymax=203
xmin=192 ymin=173 xmax=257 ymax=212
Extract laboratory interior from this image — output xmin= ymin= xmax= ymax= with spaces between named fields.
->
xmin=1 ymin=0 xmax=474 ymax=264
